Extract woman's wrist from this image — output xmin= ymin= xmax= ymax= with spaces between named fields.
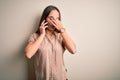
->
xmin=40 ymin=33 xmax=45 ymax=37
xmin=60 ymin=27 xmax=66 ymax=33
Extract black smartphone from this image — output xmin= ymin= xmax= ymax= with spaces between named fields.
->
xmin=44 ymin=20 xmax=48 ymax=28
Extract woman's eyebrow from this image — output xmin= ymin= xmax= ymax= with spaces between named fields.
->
xmin=48 ymin=16 xmax=54 ymax=18
xmin=48 ymin=16 xmax=59 ymax=20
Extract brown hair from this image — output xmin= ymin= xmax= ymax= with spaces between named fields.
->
xmin=35 ymin=5 xmax=61 ymax=35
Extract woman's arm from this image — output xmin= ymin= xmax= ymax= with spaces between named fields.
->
xmin=25 ymin=34 xmax=45 ymax=59
xmin=25 ymin=20 xmax=47 ymax=59
xmin=61 ymin=31 xmax=76 ymax=54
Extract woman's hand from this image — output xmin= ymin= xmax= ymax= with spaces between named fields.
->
xmin=39 ymin=20 xmax=48 ymax=36
xmin=48 ymin=17 xmax=63 ymax=31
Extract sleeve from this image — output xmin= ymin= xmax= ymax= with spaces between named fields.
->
xmin=28 ymin=33 xmax=36 ymax=42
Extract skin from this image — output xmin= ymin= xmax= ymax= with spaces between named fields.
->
xmin=25 ymin=10 xmax=76 ymax=59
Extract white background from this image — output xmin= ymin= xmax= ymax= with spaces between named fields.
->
xmin=0 ymin=0 xmax=120 ymax=80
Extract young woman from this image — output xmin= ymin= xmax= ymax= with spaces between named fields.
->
xmin=25 ymin=5 xmax=76 ymax=80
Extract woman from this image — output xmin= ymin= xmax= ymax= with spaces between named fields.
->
xmin=25 ymin=5 xmax=76 ymax=80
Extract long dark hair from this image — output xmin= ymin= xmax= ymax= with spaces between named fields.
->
xmin=35 ymin=5 xmax=61 ymax=35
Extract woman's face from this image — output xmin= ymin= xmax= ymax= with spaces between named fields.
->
xmin=46 ymin=10 xmax=60 ymax=30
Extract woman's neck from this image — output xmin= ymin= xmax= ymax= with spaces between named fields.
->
xmin=46 ymin=28 xmax=54 ymax=36
xmin=46 ymin=25 xmax=55 ymax=35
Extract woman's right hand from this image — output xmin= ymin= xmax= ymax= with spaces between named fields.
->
xmin=39 ymin=20 xmax=48 ymax=36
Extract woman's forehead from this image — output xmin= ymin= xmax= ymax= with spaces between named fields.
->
xmin=48 ymin=10 xmax=59 ymax=17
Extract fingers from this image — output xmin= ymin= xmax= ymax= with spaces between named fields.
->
xmin=41 ymin=20 xmax=45 ymax=26
xmin=50 ymin=20 xmax=56 ymax=26
xmin=49 ymin=17 xmax=61 ymax=26
xmin=44 ymin=22 xmax=48 ymax=26
xmin=41 ymin=20 xmax=48 ymax=28
xmin=44 ymin=25 xmax=48 ymax=29
xmin=50 ymin=17 xmax=57 ymax=23
xmin=48 ymin=18 xmax=57 ymax=27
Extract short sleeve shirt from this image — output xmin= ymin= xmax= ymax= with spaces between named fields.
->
xmin=28 ymin=32 xmax=68 ymax=80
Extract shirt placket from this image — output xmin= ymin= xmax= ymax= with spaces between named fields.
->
xmin=46 ymin=35 xmax=56 ymax=79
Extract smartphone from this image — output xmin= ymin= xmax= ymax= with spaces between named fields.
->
xmin=44 ymin=20 xmax=48 ymax=28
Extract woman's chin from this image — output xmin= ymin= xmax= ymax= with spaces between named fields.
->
xmin=47 ymin=26 xmax=55 ymax=31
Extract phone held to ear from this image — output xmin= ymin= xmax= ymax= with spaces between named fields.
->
xmin=44 ymin=20 xmax=48 ymax=28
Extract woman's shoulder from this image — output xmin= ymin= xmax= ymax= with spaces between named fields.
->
xmin=31 ymin=32 xmax=39 ymax=39
xmin=33 ymin=32 xmax=39 ymax=36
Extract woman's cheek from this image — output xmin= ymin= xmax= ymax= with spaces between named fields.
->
xmin=46 ymin=19 xmax=52 ymax=25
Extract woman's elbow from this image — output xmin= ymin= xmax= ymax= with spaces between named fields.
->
xmin=25 ymin=53 xmax=32 ymax=59
xmin=25 ymin=49 xmax=32 ymax=59
xmin=69 ymin=47 xmax=77 ymax=54
xmin=71 ymin=43 xmax=77 ymax=54
xmin=71 ymin=49 xmax=76 ymax=54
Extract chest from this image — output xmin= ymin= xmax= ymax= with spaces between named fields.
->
xmin=39 ymin=37 xmax=64 ymax=54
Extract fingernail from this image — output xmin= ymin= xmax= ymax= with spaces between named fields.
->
xmin=44 ymin=26 xmax=48 ymax=28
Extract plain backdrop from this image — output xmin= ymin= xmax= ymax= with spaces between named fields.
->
xmin=0 ymin=0 xmax=120 ymax=80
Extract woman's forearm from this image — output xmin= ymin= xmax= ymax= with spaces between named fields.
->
xmin=61 ymin=31 xmax=76 ymax=54
xmin=25 ymin=34 xmax=45 ymax=59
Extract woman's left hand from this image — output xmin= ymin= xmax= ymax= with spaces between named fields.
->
xmin=48 ymin=17 xmax=63 ymax=31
